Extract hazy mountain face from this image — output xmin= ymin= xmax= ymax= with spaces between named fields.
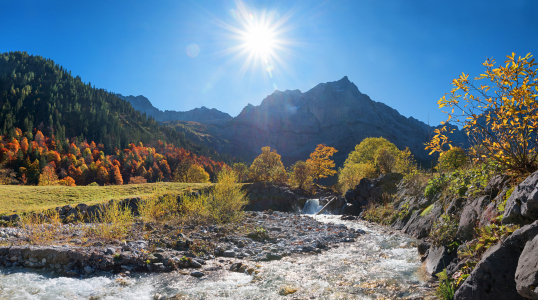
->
xmin=125 ymin=77 xmax=467 ymax=169
xmin=117 ymin=94 xmax=232 ymax=125
xmin=219 ymin=76 xmax=467 ymax=166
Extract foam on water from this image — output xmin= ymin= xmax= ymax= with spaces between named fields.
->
xmin=0 ymin=215 xmax=433 ymax=299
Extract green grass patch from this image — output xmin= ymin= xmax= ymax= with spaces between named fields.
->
xmin=0 ymin=182 xmax=213 ymax=214
xmin=420 ymin=204 xmax=434 ymax=217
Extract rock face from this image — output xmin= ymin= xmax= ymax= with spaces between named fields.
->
xmin=344 ymin=173 xmax=404 ymax=216
xmin=117 ymin=94 xmax=232 ymax=124
xmin=425 ymin=245 xmax=457 ymax=276
xmin=454 ymin=220 xmax=538 ymax=300
xmin=503 ymin=171 xmax=538 ymax=225
xmin=456 ymin=196 xmax=491 ymax=242
xmin=515 ymin=234 xmax=538 ymax=299
xmin=217 ymin=76 xmax=467 ymax=167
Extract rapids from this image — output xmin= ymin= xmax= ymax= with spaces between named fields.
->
xmin=0 ymin=215 xmax=433 ymax=299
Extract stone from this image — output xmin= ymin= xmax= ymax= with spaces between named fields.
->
xmin=105 ymin=248 xmax=115 ymax=255
xmin=425 ymin=245 xmax=456 ymax=276
xmin=190 ymin=271 xmax=205 ymax=278
xmin=503 ymin=171 xmax=538 ymax=225
xmin=189 ymin=260 xmax=202 ymax=268
xmin=454 ymin=220 xmax=538 ymax=300
xmin=417 ymin=242 xmax=431 ymax=256
xmin=84 ymin=266 xmax=94 ymax=274
xmin=267 ymin=252 xmax=282 ymax=260
xmin=456 ymin=196 xmax=490 ymax=242
xmin=223 ymin=250 xmax=236 ymax=257
xmin=515 ymin=234 xmax=538 ymax=299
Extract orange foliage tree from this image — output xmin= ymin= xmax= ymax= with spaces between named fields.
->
xmin=307 ymin=144 xmax=338 ymax=184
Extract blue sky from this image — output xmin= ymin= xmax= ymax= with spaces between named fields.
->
xmin=1 ymin=0 xmax=537 ymax=126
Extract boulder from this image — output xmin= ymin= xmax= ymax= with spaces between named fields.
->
xmin=402 ymin=203 xmax=442 ymax=239
xmin=484 ymin=175 xmax=509 ymax=199
xmin=456 ymin=196 xmax=490 ymax=242
xmin=515 ymin=234 xmax=538 ymax=299
xmin=454 ymin=220 xmax=538 ymax=300
xmin=503 ymin=171 xmax=538 ymax=225
xmin=425 ymin=245 xmax=457 ymax=276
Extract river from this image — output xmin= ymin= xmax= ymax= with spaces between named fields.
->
xmin=0 ymin=214 xmax=434 ymax=299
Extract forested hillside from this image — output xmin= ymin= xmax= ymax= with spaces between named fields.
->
xmin=0 ymin=51 xmax=231 ymax=185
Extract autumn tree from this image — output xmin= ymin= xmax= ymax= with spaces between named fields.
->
xmin=185 ymin=164 xmax=210 ymax=183
xmin=38 ymin=165 xmax=59 ymax=186
xmin=427 ymin=53 xmax=538 ymax=174
xmin=249 ymin=146 xmax=287 ymax=183
xmin=437 ymin=147 xmax=467 ymax=172
xmin=338 ymin=162 xmax=377 ymax=192
xmin=113 ymin=164 xmax=123 ymax=185
xmin=232 ymin=162 xmax=249 ymax=183
xmin=307 ymin=144 xmax=338 ymax=184
xmin=289 ymin=160 xmax=313 ymax=190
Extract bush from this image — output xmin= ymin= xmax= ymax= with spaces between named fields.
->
xmin=180 ymin=168 xmax=248 ymax=224
xmin=429 ymin=214 xmax=458 ymax=246
xmin=424 ymin=174 xmax=448 ymax=199
xmin=362 ymin=200 xmax=398 ymax=225
xmin=86 ymin=201 xmax=133 ymax=240
xmin=338 ymin=162 xmax=377 ymax=193
xmin=138 ymin=193 xmax=179 ymax=222
xmin=438 ymin=147 xmax=467 ymax=172
xmin=435 ymin=269 xmax=455 ymax=300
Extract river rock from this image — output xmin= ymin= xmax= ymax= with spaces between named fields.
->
xmin=454 ymin=220 xmax=538 ymax=300
xmin=503 ymin=171 xmax=538 ymax=225
xmin=223 ymin=250 xmax=236 ymax=257
xmin=425 ymin=245 xmax=456 ymax=276
xmin=190 ymin=271 xmax=204 ymax=277
xmin=456 ymin=196 xmax=490 ymax=242
xmin=515 ymin=234 xmax=538 ymax=299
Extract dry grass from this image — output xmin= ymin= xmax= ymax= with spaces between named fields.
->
xmin=19 ymin=209 xmax=64 ymax=244
xmin=85 ymin=201 xmax=134 ymax=240
xmin=0 ymin=182 xmax=212 ymax=214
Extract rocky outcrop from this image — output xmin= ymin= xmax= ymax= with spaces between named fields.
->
xmin=454 ymin=220 xmax=538 ymax=300
xmin=344 ymin=173 xmax=404 ymax=216
xmin=503 ymin=171 xmax=538 ymax=225
xmin=425 ymin=245 xmax=457 ymax=276
xmin=456 ymin=196 xmax=491 ymax=242
xmin=243 ymin=183 xmax=304 ymax=212
xmin=117 ymin=94 xmax=232 ymax=124
xmin=515 ymin=234 xmax=538 ymax=299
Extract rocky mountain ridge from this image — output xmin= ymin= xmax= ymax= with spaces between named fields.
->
xmin=124 ymin=77 xmax=467 ymax=169
xmin=116 ymin=94 xmax=233 ymax=124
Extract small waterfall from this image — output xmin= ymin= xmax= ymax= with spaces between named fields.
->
xmin=302 ymin=199 xmax=325 ymax=214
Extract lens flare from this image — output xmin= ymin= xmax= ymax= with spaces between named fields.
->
xmin=216 ymin=0 xmax=296 ymax=80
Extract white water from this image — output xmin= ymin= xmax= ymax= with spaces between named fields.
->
xmin=302 ymin=199 xmax=325 ymax=214
xmin=0 ymin=216 xmax=433 ymax=299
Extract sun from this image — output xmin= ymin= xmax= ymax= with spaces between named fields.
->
xmin=243 ymin=24 xmax=276 ymax=58
xmin=216 ymin=1 xmax=295 ymax=79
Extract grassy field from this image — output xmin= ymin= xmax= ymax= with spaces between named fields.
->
xmin=0 ymin=182 xmax=213 ymax=214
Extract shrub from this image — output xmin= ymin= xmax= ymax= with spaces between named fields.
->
xmin=435 ymin=269 xmax=455 ymax=300
xmin=424 ymin=174 xmax=448 ymax=199
xmin=88 ymin=182 xmax=99 ymax=186
xmin=128 ymin=176 xmax=147 ymax=184
xmin=362 ymin=200 xmax=398 ymax=225
xmin=138 ymin=193 xmax=178 ymax=222
xmin=337 ymin=162 xmax=377 ymax=193
xmin=86 ymin=201 xmax=133 ymax=240
xmin=427 ymin=53 xmax=538 ymax=175
xmin=429 ymin=214 xmax=458 ymax=246
xmin=437 ymin=147 xmax=467 ymax=172
xmin=180 ymin=169 xmax=247 ymax=224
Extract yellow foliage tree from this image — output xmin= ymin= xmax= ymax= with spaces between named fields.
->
xmin=38 ymin=165 xmax=59 ymax=186
xmin=249 ymin=146 xmax=287 ymax=183
xmin=185 ymin=164 xmax=210 ymax=183
xmin=307 ymin=144 xmax=338 ymax=184
xmin=289 ymin=160 xmax=313 ymax=190
xmin=338 ymin=162 xmax=377 ymax=193
xmin=426 ymin=53 xmax=538 ymax=174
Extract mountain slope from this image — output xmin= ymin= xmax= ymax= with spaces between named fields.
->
xmin=0 ymin=51 xmax=225 ymax=161
xmin=117 ymin=94 xmax=232 ymax=124
xmin=211 ymin=76 xmax=467 ymax=167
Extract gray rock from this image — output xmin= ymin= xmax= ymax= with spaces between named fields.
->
xmin=455 ymin=220 xmax=538 ymax=300
xmin=456 ymin=196 xmax=490 ymax=242
xmin=190 ymin=271 xmax=205 ymax=277
xmin=223 ymin=250 xmax=236 ymax=257
xmin=84 ymin=266 xmax=93 ymax=274
xmin=515 ymin=234 xmax=538 ymax=299
xmin=417 ymin=242 xmax=431 ymax=256
xmin=189 ymin=260 xmax=202 ymax=268
xmin=425 ymin=245 xmax=456 ymax=276
xmin=503 ymin=171 xmax=538 ymax=225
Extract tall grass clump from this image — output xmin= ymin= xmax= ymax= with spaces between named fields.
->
xmin=20 ymin=209 xmax=63 ymax=244
xmin=137 ymin=187 xmax=179 ymax=222
xmin=86 ymin=201 xmax=133 ymax=240
xmin=180 ymin=168 xmax=248 ymax=224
